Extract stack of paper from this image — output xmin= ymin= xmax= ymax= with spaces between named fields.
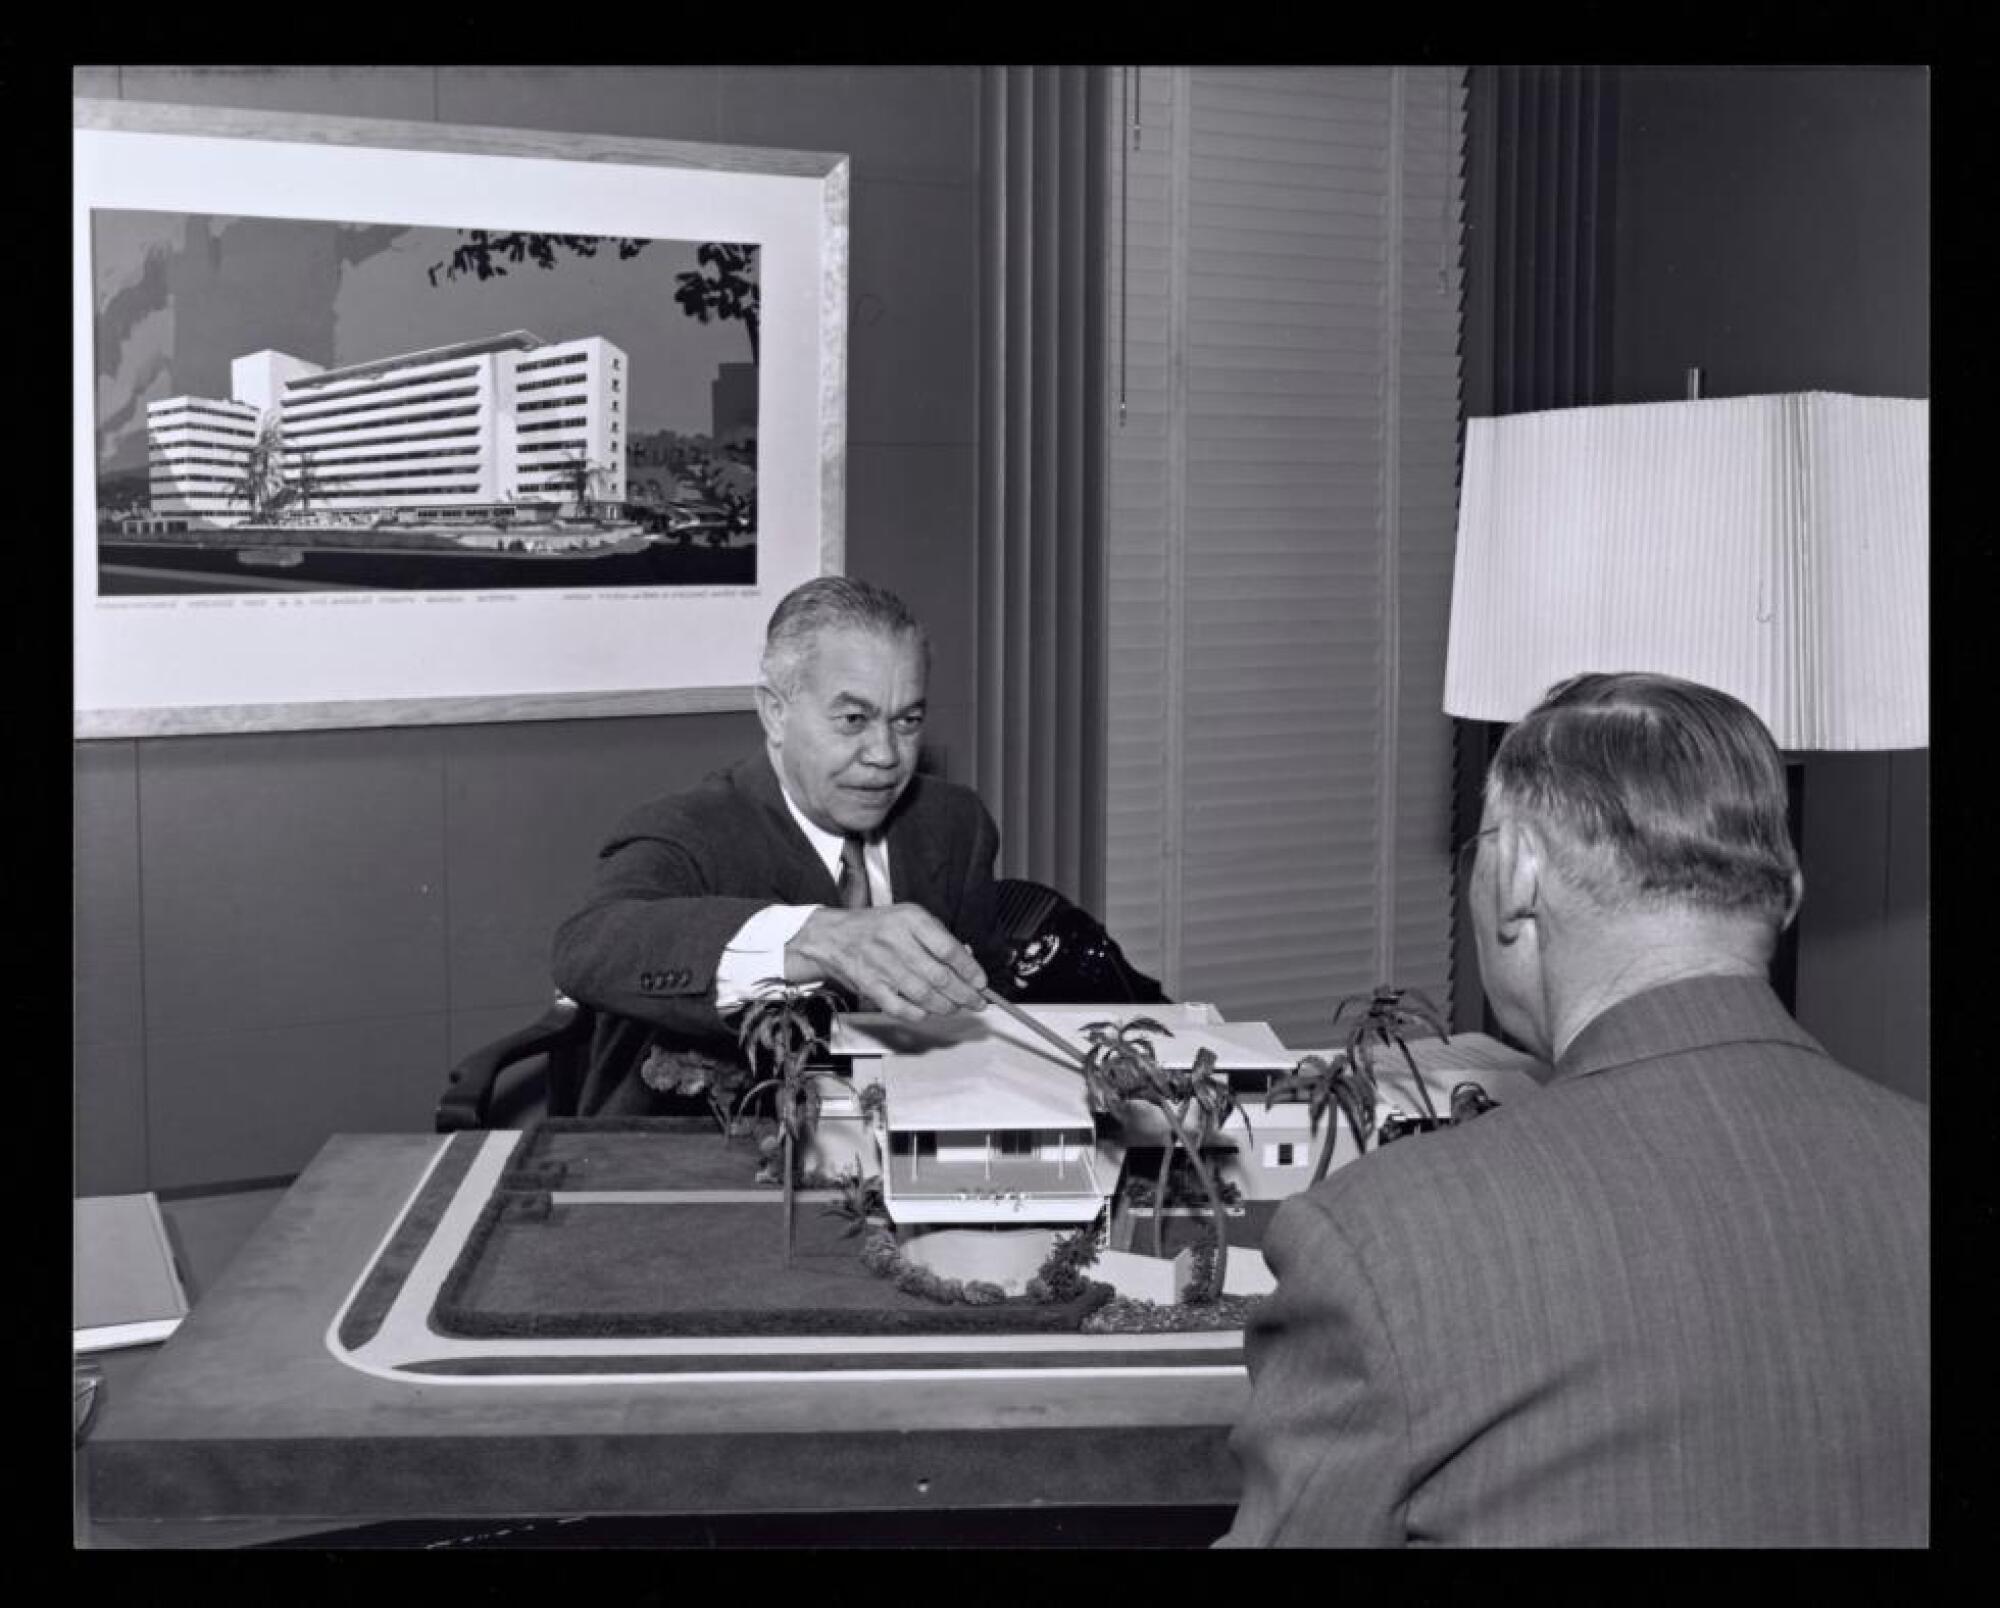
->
xmin=74 ymin=1193 xmax=189 ymax=1353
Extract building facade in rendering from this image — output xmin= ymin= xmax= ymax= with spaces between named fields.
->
xmin=145 ymin=393 xmax=261 ymax=520
xmin=144 ymin=331 xmax=629 ymax=525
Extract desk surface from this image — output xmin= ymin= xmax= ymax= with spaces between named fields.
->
xmin=84 ymin=1131 xmax=1253 ymax=1539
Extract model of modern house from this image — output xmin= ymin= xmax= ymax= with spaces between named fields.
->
xmin=821 ymin=1004 xmax=1542 ymax=1301
xmin=866 ymin=1053 xmax=1114 ymax=1228
xmin=830 ymin=1004 xmax=1319 ymax=1215
xmin=837 ymin=1022 xmax=1295 ymax=1303
xmin=145 ymin=332 xmax=628 ymax=525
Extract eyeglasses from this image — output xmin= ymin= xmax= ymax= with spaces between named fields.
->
xmin=1454 ymin=826 xmax=1498 ymax=886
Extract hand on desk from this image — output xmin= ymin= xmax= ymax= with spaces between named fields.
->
xmin=786 ymin=904 xmax=988 ymax=1021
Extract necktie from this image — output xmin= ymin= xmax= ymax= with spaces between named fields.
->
xmin=837 ymin=835 xmax=871 ymax=909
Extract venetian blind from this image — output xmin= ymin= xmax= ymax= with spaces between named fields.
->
xmin=1104 ymin=67 xmax=1466 ymax=1045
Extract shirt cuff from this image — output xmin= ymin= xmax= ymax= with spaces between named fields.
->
xmin=715 ymin=904 xmax=822 ymax=1011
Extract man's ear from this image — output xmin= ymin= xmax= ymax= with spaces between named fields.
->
xmin=1490 ymin=815 xmax=1543 ymax=946
xmin=754 ymin=683 xmax=787 ymax=746
xmin=1779 ymin=868 xmax=1804 ymax=932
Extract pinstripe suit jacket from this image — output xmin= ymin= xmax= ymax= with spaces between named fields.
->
xmin=1218 ymin=975 xmax=1929 ymax=1547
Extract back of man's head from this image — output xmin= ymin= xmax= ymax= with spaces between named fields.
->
xmin=1488 ymin=672 xmax=1798 ymax=931
xmin=761 ymin=575 xmax=929 ymax=696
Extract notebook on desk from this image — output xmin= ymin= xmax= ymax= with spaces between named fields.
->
xmin=74 ymin=1193 xmax=190 ymax=1353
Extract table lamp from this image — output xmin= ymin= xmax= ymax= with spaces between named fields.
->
xmin=1443 ymin=389 xmax=1928 ymax=1003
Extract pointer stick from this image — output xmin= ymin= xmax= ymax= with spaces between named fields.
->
xmin=980 ymin=988 xmax=1091 ymax=1072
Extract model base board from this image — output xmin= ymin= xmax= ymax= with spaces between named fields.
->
xmin=328 ymin=1128 xmax=1248 ymax=1386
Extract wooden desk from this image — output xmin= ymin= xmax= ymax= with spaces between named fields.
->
xmin=81 ymin=1035 xmax=1547 ymax=1546
xmin=81 ymin=1133 xmax=1251 ymax=1546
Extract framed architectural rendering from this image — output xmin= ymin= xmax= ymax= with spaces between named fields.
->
xmin=74 ymin=98 xmax=848 ymax=736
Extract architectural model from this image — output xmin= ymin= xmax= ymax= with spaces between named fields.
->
xmin=804 ymin=1004 xmax=1537 ymax=1304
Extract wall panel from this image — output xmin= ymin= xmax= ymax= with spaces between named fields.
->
xmin=134 ymin=727 xmax=449 ymax=1043
xmin=145 ymin=1014 xmax=452 ymax=1190
xmin=440 ymin=713 xmax=755 ymax=1015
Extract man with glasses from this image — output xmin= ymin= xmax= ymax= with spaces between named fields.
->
xmin=553 ymin=576 xmax=999 ymax=1116
xmin=1219 ymin=672 xmax=1929 ymax=1546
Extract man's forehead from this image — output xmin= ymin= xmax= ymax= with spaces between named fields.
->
xmin=801 ymin=627 xmax=926 ymax=697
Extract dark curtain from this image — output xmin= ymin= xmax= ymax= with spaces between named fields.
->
xmin=1463 ymin=65 xmax=1621 ymax=420
xmin=974 ymin=67 xmax=1109 ymax=912
xmin=1452 ymin=66 xmax=1622 ymax=1031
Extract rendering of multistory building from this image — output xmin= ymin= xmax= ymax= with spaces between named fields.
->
xmin=145 ymin=394 xmax=261 ymax=519
xmin=143 ymin=331 xmax=629 ymax=525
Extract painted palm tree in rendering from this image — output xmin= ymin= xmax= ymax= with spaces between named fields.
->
xmin=545 ymin=449 xmax=611 ymax=513
xmin=288 ymin=446 xmax=323 ymax=518
xmin=229 ymin=418 xmax=286 ymax=520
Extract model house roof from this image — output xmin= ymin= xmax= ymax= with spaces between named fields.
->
xmin=873 ymin=1049 xmax=1093 ymax=1134
xmin=832 ymin=1004 xmax=1296 ymax=1071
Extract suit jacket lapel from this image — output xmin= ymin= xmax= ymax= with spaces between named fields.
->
xmin=737 ymin=753 xmax=953 ymax=911
xmin=886 ymin=776 xmax=951 ymax=913
xmin=736 ymin=751 xmax=844 ymax=905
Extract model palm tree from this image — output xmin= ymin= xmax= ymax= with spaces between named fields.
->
xmin=731 ymin=980 xmax=844 ymax=1262
xmin=1337 ymin=986 xmax=1451 ymax=1125
xmin=1079 ymin=1019 xmax=1246 ymax=1301
xmin=1268 ymin=985 xmax=1501 ymax=1170
xmin=1262 ymin=1046 xmax=1379 ymax=1184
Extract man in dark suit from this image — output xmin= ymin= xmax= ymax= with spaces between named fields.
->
xmin=553 ymin=577 xmax=999 ymax=1116
xmin=1219 ymin=672 xmax=1928 ymax=1547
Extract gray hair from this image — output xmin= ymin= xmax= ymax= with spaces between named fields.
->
xmin=1487 ymin=671 xmax=1798 ymax=926
xmin=759 ymin=575 xmax=929 ymax=697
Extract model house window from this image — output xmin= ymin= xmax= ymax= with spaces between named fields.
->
xmin=996 ymin=1131 xmax=1035 ymax=1156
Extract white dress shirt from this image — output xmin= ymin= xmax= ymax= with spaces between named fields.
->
xmin=712 ymin=774 xmax=894 ymax=1012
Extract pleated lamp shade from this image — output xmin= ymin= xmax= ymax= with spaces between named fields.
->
xmin=1443 ymin=393 xmax=1928 ymax=750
